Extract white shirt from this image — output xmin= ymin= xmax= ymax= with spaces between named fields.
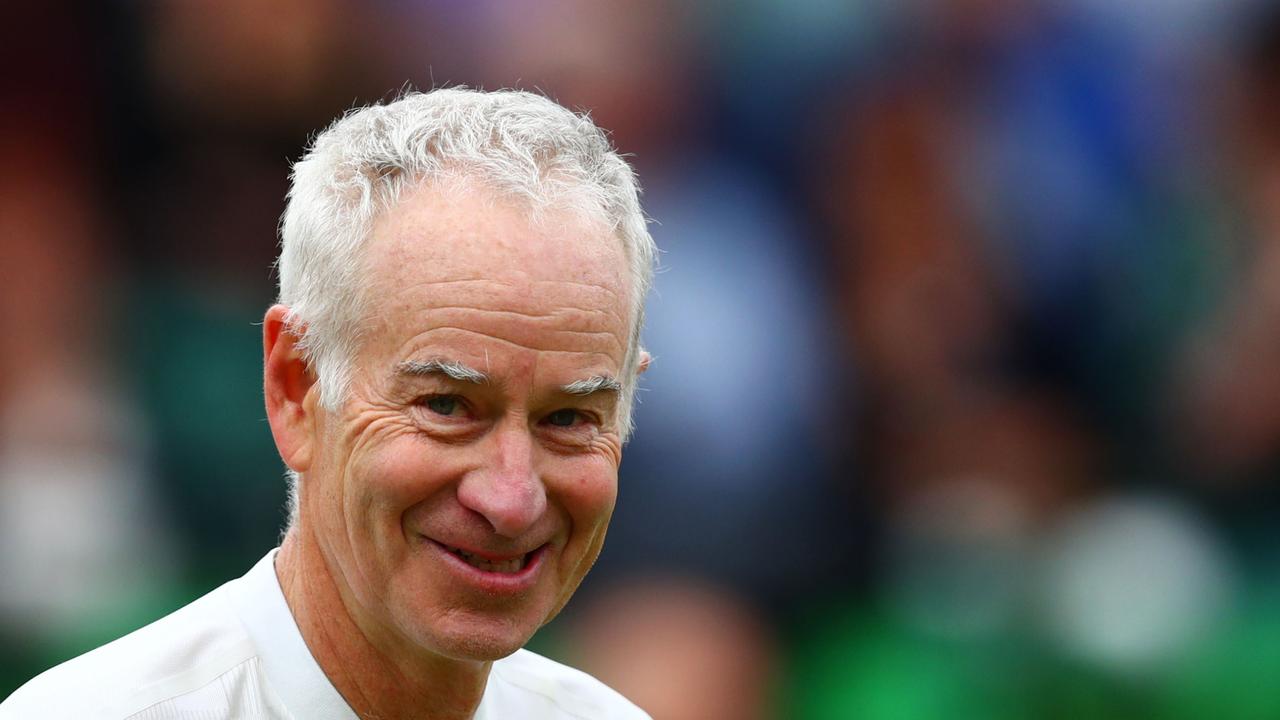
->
xmin=1 ymin=550 xmax=649 ymax=720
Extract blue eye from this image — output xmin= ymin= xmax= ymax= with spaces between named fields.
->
xmin=426 ymin=395 xmax=460 ymax=416
xmin=547 ymin=409 xmax=578 ymax=427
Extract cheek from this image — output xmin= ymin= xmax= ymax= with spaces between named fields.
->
xmin=329 ymin=410 xmax=444 ymax=533
xmin=549 ymin=466 xmax=618 ymax=613
xmin=557 ymin=464 xmax=619 ymax=532
xmin=354 ymin=430 xmax=467 ymax=521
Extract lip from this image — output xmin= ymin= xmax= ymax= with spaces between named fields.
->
xmin=422 ymin=537 xmax=548 ymax=594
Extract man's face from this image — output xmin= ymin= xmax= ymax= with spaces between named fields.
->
xmin=300 ymin=182 xmax=633 ymax=661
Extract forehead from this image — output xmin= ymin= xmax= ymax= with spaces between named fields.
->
xmin=358 ymin=182 xmax=632 ymax=373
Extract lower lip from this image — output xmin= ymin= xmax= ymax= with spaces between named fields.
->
xmin=423 ymin=538 xmax=547 ymax=594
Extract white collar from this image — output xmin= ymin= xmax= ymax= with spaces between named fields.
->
xmin=226 ymin=549 xmax=359 ymax=720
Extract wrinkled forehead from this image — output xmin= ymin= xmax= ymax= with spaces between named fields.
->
xmin=355 ymin=181 xmax=634 ymax=363
xmin=367 ymin=179 xmax=629 ymax=292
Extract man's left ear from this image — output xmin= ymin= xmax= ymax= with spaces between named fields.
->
xmin=263 ymin=304 xmax=318 ymax=473
xmin=637 ymin=350 xmax=652 ymax=375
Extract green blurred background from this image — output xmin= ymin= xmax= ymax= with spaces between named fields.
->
xmin=5 ymin=1 xmax=1280 ymax=718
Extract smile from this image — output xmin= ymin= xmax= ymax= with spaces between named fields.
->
xmin=442 ymin=544 xmax=532 ymax=574
xmin=422 ymin=536 xmax=549 ymax=592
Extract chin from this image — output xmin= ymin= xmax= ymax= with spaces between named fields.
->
xmin=417 ymin=621 xmax=535 ymax=662
xmin=436 ymin=633 xmax=527 ymax=662
xmin=395 ymin=606 xmax=543 ymax=662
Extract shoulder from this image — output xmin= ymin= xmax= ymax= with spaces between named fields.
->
xmin=486 ymin=649 xmax=650 ymax=720
xmin=0 ymin=581 xmax=260 ymax=720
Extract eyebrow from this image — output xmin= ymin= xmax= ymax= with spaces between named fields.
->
xmin=396 ymin=358 xmax=489 ymax=384
xmin=396 ymin=359 xmax=619 ymax=397
xmin=560 ymin=375 xmax=622 ymax=397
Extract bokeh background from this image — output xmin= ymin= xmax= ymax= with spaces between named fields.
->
xmin=6 ymin=0 xmax=1280 ymax=717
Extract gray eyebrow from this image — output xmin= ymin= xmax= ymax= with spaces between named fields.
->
xmin=396 ymin=358 xmax=488 ymax=385
xmin=560 ymin=375 xmax=622 ymax=397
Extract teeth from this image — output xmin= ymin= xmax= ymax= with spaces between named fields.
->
xmin=448 ymin=546 xmax=527 ymax=574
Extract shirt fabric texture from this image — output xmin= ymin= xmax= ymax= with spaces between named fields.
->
xmin=0 ymin=550 xmax=649 ymax=720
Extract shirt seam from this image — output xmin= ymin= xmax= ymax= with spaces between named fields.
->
xmin=106 ymin=637 xmax=260 ymax=719
xmin=490 ymin=662 xmax=604 ymax=720
xmin=121 ymin=655 xmax=259 ymax=720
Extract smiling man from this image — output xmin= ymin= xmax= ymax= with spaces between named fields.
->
xmin=1 ymin=89 xmax=656 ymax=719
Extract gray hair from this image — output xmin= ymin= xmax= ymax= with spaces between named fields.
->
xmin=276 ymin=88 xmax=656 ymax=522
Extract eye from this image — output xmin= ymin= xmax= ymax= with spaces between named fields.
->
xmin=546 ymin=409 xmax=580 ymax=427
xmin=424 ymin=395 xmax=462 ymax=417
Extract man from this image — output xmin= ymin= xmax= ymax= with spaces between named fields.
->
xmin=2 ymin=88 xmax=656 ymax=719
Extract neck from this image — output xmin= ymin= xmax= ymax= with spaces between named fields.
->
xmin=275 ymin=525 xmax=492 ymax=720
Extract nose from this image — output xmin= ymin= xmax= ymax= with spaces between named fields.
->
xmin=456 ymin=425 xmax=547 ymax=538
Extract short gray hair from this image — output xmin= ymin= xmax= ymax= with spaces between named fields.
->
xmin=276 ymin=88 xmax=656 ymax=521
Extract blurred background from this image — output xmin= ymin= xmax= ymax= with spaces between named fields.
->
xmin=5 ymin=0 xmax=1280 ymax=717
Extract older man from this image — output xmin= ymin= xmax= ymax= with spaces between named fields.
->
xmin=2 ymin=88 xmax=655 ymax=719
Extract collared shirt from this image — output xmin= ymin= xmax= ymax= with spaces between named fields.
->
xmin=1 ymin=550 xmax=650 ymax=720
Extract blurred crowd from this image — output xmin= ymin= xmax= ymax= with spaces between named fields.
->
xmin=5 ymin=0 xmax=1280 ymax=717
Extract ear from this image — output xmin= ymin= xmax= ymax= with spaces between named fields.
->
xmin=636 ymin=350 xmax=653 ymax=375
xmin=263 ymin=304 xmax=318 ymax=473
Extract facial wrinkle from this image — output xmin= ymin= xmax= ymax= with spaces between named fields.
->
xmin=417 ymin=276 xmax=622 ymax=301
xmin=410 ymin=324 xmax=625 ymax=358
xmin=418 ymin=304 xmax=616 ymax=324
xmin=393 ymin=276 xmax=620 ymax=305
